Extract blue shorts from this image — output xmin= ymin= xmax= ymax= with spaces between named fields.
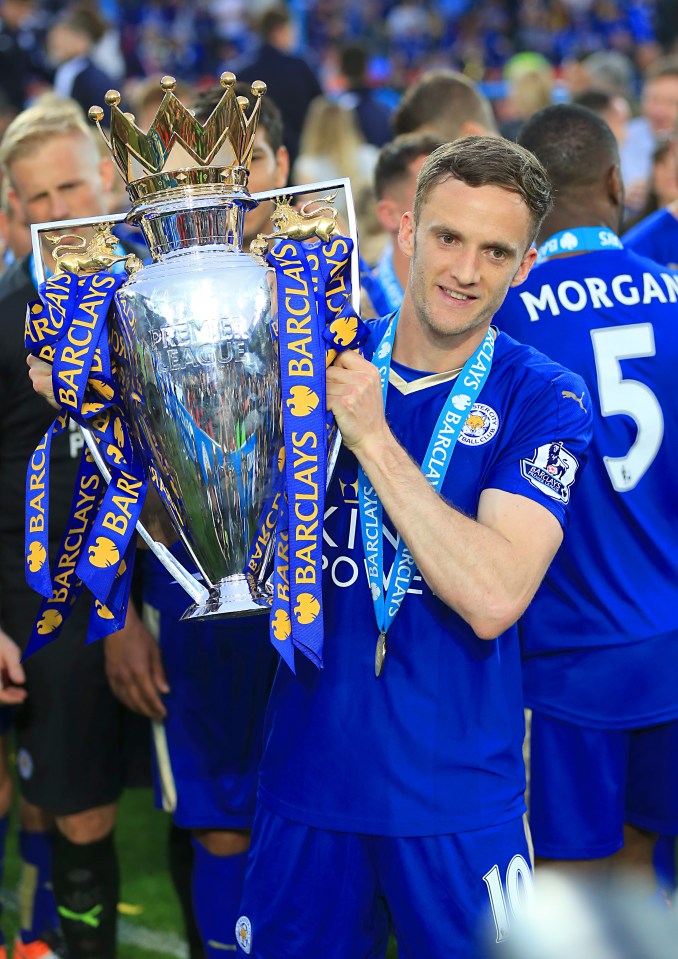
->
xmin=236 ymin=804 xmax=533 ymax=958
xmin=529 ymin=712 xmax=678 ymax=859
xmin=146 ymin=604 xmax=277 ymax=831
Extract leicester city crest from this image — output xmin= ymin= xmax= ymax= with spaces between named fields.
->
xmin=458 ymin=403 xmax=500 ymax=447
xmin=235 ymin=916 xmax=252 ymax=954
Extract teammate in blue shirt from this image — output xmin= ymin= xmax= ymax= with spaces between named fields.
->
xmin=496 ymin=103 xmax=678 ymax=885
xmin=236 ymin=137 xmax=592 ymax=958
xmin=623 ymin=201 xmax=678 ymax=269
xmin=361 ymin=133 xmax=444 ymax=317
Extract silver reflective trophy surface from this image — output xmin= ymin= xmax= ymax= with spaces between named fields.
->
xmin=32 ymin=74 xmax=360 ymax=620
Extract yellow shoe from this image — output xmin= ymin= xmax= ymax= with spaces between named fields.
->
xmin=12 ymin=941 xmax=60 ymax=959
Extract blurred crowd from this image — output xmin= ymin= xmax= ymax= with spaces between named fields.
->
xmin=2 ymin=0 xmax=676 ymax=90
xmin=0 ymin=0 xmax=677 ymax=264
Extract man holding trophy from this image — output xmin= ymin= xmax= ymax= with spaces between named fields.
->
xmin=235 ymin=137 xmax=593 ymax=957
xmin=24 ymin=76 xmax=593 ymax=957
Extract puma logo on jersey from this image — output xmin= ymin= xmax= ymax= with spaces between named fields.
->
xmin=562 ymin=390 xmax=587 ymax=412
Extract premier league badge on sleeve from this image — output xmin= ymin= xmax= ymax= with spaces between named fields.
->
xmin=520 ymin=442 xmax=579 ymax=503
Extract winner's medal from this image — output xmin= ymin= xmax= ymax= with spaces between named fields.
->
xmin=358 ymin=315 xmax=495 ymax=678
xmin=375 ymin=631 xmax=387 ymax=677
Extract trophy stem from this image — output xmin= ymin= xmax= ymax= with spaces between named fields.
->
xmin=131 ymin=191 xmax=257 ymax=259
xmin=180 ymin=574 xmax=272 ymax=621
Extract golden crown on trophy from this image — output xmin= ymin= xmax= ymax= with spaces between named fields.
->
xmin=88 ymin=73 xmax=267 ymax=204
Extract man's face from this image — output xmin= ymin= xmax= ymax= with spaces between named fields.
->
xmin=47 ymin=24 xmax=87 ymax=67
xmin=642 ymin=76 xmax=678 ymax=135
xmin=398 ymin=177 xmax=536 ymax=347
xmin=243 ymin=128 xmax=289 ymax=246
xmin=8 ymin=132 xmax=112 ymax=228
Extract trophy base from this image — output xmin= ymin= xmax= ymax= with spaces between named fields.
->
xmin=180 ymin=575 xmax=272 ymax=622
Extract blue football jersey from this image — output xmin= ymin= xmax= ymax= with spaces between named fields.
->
xmin=623 ymin=208 xmax=678 ymax=269
xmin=497 ymin=244 xmax=678 ymax=728
xmin=257 ymin=322 xmax=591 ymax=837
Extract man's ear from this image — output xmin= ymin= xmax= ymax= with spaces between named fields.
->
xmin=6 ymin=186 xmax=23 ymax=224
xmin=510 ymin=246 xmax=537 ymax=287
xmin=397 ymin=210 xmax=415 ymax=258
xmin=606 ymin=162 xmax=624 ymax=209
xmin=375 ymin=196 xmax=402 ymax=234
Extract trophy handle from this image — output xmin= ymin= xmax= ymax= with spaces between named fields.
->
xmin=80 ymin=426 xmax=210 ymax=605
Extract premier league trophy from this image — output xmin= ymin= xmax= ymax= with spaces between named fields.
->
xmin=27 ymin=74 xmax=362 ymax=658
xmin=91 ymin=74 xmax=281 ymax=618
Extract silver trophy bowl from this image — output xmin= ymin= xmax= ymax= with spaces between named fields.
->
xmin=112 ymin=190 xmax=281 ymax=618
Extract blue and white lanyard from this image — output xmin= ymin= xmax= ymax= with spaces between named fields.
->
xmin=536 ymin=227 xmax=623 ymax=264
xmin=358 ymin=312 xmax=495 ymax=664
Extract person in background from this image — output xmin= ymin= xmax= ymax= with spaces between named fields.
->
xmin=47 ymin=5 xmax=118 ymax=119
xmin=362 ymin=131 xmax=444 ymax=316
xmin=620 ymin=54 xmax=678 ymax=217
xmin=498 ymin=52 xmax=553 ymax=142
xmin=238 ymin=5 xmax=322 ymax=168
xmin=336 ymin=41 xmax=392 ymax=148
xmin=571 ymin=88 xmax=640 ymax=215
xmin=0 ymin=98 xmax=147 ymax=959
xmin=624 ymin=131 xmax=678 ymax=266
xmin=497 ymin=102 xmax=678 ymax=893
xmin=0 ymin=0 xmax=50 ymax=114
xmin=391 ymin=68 xmax=498 ymax=141
xmin=572 ymin=89 xmax=631 ymax=151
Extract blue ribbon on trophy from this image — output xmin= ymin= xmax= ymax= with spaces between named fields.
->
xmin=264 ymin=236 xmax=368 ymax=671
xmin=24 ymin=270 xmax=147 ymax=656
xmin=25 ymin=443 xmax=105 ymax=657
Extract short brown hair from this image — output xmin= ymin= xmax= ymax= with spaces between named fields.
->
xmin=392 ymin=70 xmax=497 ymax=140
xmin=374 ymin=132 xmax=445 ymax=200
xmin=414 ymin=136 xmax=552 ymax=241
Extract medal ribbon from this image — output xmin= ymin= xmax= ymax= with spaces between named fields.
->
xmin=358 ymin=315 xmax=495 ymax=644
xmin=536 ymin=227 xmax=623 ymax=264
xmin=24 ymin=268 xmax=147 ymax=656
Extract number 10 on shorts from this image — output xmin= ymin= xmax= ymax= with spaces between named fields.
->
xmin=483 ymin=855 xmax=534 ymax=942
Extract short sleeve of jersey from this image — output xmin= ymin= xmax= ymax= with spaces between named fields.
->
xmin=623 ymin=208 xmax=678 ymax=268
xmin=484 ymin=363 xmax=593 ymax=528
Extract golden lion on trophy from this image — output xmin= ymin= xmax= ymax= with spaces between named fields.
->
xmin=249 ymin=193 xmax=340 ymax=256
xmin=47 ymin=222 xmax=142 ymax=276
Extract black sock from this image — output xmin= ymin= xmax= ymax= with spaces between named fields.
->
xmin=52 ymin=829 xmax=119 ymax=959
xmin=167 ymin=823 xmax=205 ymax=959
